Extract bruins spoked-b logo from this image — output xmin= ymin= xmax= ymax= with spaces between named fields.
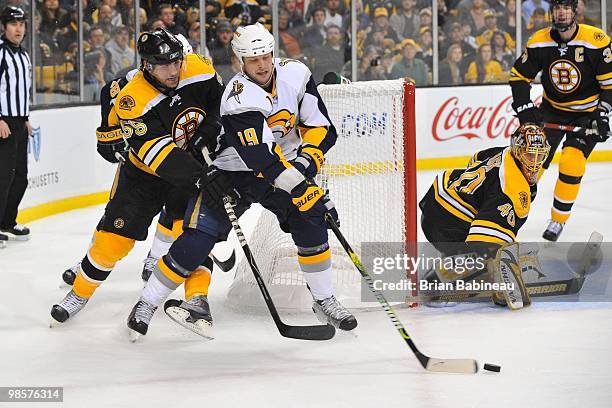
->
xmin=172 ymin=108 xmax=206 ymax=150
xmin=549 ymin=60 xmax=580 ymax=94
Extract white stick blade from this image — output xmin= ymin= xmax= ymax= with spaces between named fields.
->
xmin=425 ymin=358 xmax=478 ymax=374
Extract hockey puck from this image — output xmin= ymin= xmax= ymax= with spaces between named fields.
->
xmin=483 ymin=363 xmax=501 ymax=373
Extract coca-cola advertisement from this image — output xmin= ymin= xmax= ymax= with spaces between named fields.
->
xmin=416 ymin=85 xmax=544 ymax=159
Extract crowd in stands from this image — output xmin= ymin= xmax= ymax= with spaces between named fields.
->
xmin=0 ymin=0 xmax=605 ymax=102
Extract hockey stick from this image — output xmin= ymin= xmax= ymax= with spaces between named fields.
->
xmin=325 ymin=213 xmax=481 ymax=373
xmin=202 ymin=148 xmax=335 ymax=341
xmin=211 ymin=250 xmax=236 ymax=272
xmin=543 ymin=122 xmax=598 ymax=136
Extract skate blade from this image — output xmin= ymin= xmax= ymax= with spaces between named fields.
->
xmin=128 ymin=329 xmax=143 ymax=343
xmin=3 ymin=234 xmax=29 ymax=242
xmin=165 ymin=306 xmax=214 ymax=340
xmin=49 ymin=318 xmax=63 ymax=328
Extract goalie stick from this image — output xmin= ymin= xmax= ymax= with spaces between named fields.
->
xmin=202 ymin=148 xmax=335 ymax=341
xmin=326 ymin=213 xmax=484 ymax=374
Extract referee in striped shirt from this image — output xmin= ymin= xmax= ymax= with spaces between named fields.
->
xmin=0 ymin=6 xmax=32 ymax=248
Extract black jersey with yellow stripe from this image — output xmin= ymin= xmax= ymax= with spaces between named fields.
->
xmin=95 ymin=70 xmax=137 ymax=148
xmin=426 ymin=147 xmax=533 ymax=245
xmin=510 ymin=24 xmax=612 ymax=114
xmin=115 ymin=53 xmax=223 ymax=190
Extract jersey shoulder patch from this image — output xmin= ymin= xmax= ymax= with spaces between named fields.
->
xmin=571 ymin=24 xmax=611 ymax=49
xmin=116 ymin=72 xmax=163 ymax=119
xmin=221 ymin=75 xmax=273 ymax=116
xmin=526 ymin=28 xmax=554 ymax=48
xmin=276 ymin=58 xmax=311 ymax=90
xmin=499 ymin=148 xmax=531 ymax=219
xmin=180 ymin=53 xmax=216 ymax=81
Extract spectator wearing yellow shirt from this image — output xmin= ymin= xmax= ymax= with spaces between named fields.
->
xmin=476 ymin=9 xmax=515 ymax=50
xmin=465 ymin=43 xmax=507 ymax=84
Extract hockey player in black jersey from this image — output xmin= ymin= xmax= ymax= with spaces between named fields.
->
xmin=126 ymin=23 xmax=357 ymax=340
xmin=509 ymin=0 xmax=612 ymax=241
xmin=419 ymin=124 xmax=550 ymax=308
xmin=50 ymin=30 xmax=226 ymax=327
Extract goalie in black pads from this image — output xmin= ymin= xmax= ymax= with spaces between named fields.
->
xmin=418 ymin=124 xmax=551 ymax=309
xmin=509 ymin=0 xmax=612 ymax=241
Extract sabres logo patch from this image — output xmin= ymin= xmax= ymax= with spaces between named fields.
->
xmin=227 ymin=80 xmax=244 ymax=103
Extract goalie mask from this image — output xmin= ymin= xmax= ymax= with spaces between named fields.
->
xmin=511 ymin=123 xmax=550 ymax=185
xmin=550 ymin=0 xmax=578 ymax=33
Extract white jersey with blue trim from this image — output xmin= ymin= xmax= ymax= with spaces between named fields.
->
xmin=213 ymin=57 xmax=333 ymax=173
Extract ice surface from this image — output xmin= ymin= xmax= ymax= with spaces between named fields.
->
xmin=0 ymin=164 xmax=611 ymax=408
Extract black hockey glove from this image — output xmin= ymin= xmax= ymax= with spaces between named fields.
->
xmin=513 ymin=102 xmax=543 ymax=126
xmin=96 ymin=131 xmax=129 ymax=164
xmin=291 ymin=179 xmax=338 ymax=226
xmin=588 ymin=106 xmax=611 ymax=142
xmin=293 ymin=146 xmax=324 ymax=179
xmin=190 ymin=119 xmax=221 ymax=154
xmin=197 ymin=165 xmax=241 ymax=211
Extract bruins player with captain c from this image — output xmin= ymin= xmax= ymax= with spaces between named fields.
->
xmin=509 ymin=0 xmax=612 ymax=241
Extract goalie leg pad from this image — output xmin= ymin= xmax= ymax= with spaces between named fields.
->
xmin=493 ymin=243 xmax=531 ymax=310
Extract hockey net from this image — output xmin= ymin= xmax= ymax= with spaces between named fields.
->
xmin=226 ymin=79 xmax=417 ymax=311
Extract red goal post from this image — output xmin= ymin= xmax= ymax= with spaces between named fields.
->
xmin=226 ymin=79 xmax=418 ymax=311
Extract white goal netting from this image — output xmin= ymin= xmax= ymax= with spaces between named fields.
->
xmin=226 ymin=79 xmax=416 ymax=311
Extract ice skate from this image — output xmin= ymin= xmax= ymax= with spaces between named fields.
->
xmin=141 ymin=252 xmax=157 ymax=282
xmin=127 ymin=298 xmax=158 ymax=342
xmin=1 ymin=224 xmax=30 ymax=241
xmin=61 ymin=262 xmax=81 ymax=286
xmin=312 ymin=295 xmax=357 ymax=331
xmin=164 ymin=295 xmax=214 ymax=340
xmin=543 ymin=220 xmax=564 ymax=242
xmin=0 ymin=232 xmax=7 ymax=249
xmin=50 ymin=290 xmax=89 ymax=327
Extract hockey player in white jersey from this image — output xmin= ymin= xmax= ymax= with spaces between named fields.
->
xmin=126 ymin=23 xmax=357 ymax=339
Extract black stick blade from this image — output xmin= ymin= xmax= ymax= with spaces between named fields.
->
xmin=279 ymin=322 xmax=336 ymax=340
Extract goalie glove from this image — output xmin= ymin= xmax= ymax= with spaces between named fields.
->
xmin=293 ymin=145 xmax=325 ymax=179
xmin=291 ymin=179 xmax=337 ymax=226
xmin=96 ymin=126 xmax=129 ymax=163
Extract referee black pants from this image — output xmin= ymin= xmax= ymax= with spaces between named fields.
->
xmin=0 ymin=117 xmax=28 ymax=229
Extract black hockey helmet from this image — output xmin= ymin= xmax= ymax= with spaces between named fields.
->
xmin=137 ymin=29 xmax=183 ymax=66
xmin=0 ymin=6 xmax=26 ymax=25
xmin=549 ymin=0 xmax=578 ymax=32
